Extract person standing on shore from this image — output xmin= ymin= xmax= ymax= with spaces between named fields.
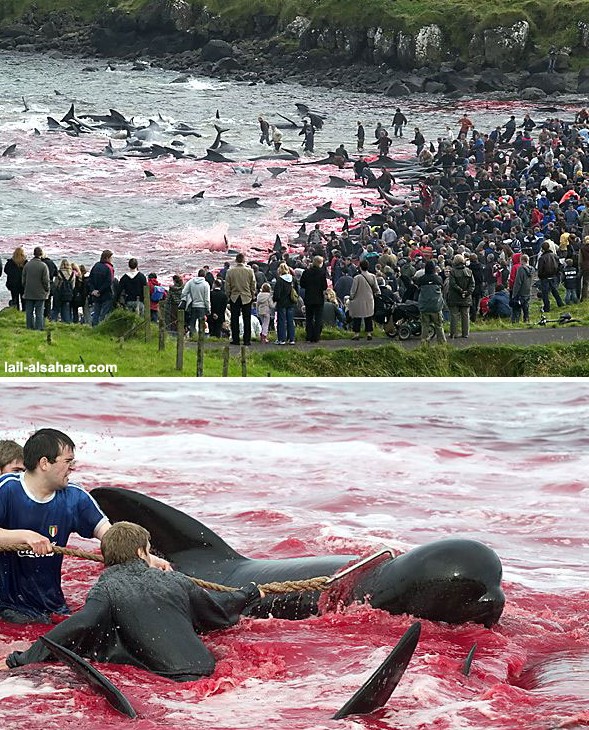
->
xmin=356 ymin=121 xmax=365 ymax=151
xmin=22 ymin=246 xmax=50 ymax=331
xmin=208 ymin=279 xmax=229 ymax=338
xmin=458 ymin=113 xmax=474 ymax=138
xmin=447 ymin=254 xmax=475 ymax=339
xmin=258 ymin=116 xmax=271 ymax=145
xmin=272 ymin=262 xmax=297 ymax=345
xmin=117 ymin=258 xmax=147 ymax=316
xmin=225 ymin=253 xmax=257 ymax=346
xmin=510 ymin=253 xmax=534 ymax=324
xmin=256 ymin=282 xmax=273 ymax=344
xmin=300 ymin=255 xmax=328 ymax=343
xmin=392 ymin=108 xmax=408 ymax=138
xmin=415 ymin=260 xmax=446 ymax=344
xmin=88 ymin=249 xmax=114 ymax=326
xmin=537 ymin=240 xmax=564 ymax=311
xmin=348 ymin=259 xmax=380 ymax=341
xmin=181 ymin=269 xmax=211 ymax=337
xmin=4 ymin=246 xmax=26 ymax=310
xmin=411 ymin=127 xmax=425 ymax=157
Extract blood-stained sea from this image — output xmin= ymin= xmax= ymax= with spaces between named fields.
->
xmin=0 ymin=51 xmax=585 ymax=306
xmin=0 ymin=379 xmax=588 ymax=729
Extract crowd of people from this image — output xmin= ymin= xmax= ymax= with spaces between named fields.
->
xmin=4 ymin=105 xmax=589 ymax=344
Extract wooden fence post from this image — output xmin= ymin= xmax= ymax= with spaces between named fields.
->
xmin=158 ymin=304 xmax=165 ymax=351
xmin=176 ymin=309 xmax=185 ymax=371
xmin=222 ymin=344 xmax=230 ymax=377
xmin=196 ymin=318 xmax=205 ymax=377
xmin=143 ymin=285 xmax=150 ymax=342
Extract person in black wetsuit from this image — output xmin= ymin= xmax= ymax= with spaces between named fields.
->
xmin=6 ymin=521 xmax=263 ymax=681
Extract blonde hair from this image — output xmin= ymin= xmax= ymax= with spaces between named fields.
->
xmin=325 ymin=288 xmax=337 ymax=304
xmin=59 ymin=259 xmax=72 ymax=276
xmin=101 ymin=521 xmax=151 ymax=566
xmin=277 ymin=262 xmax=290 ymax=275
xmin=12 ymin=247 xmax=26 ymax=268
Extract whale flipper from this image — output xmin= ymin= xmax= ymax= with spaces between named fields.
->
xmin=333 ymin=622 xmax=421 ymax=720
xmin=39 ymin=637 xmax=138 ymax=719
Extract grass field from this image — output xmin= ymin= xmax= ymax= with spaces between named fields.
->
xmin=2 ymin=296 xmax=588 ymax=377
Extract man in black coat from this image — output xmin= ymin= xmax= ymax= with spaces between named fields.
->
xmin=208 ymin=278 xmax=229 ymax=337
xmin=6 ymin=521 xmax=263 ymax=681
xmin=88 ymin=249 xmax=115 ymax=326
xmin=300 ymin=255 xmax=328 ymax=342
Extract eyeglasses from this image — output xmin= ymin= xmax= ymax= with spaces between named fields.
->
xmin=51 ymin=457 xmax=76 ymax=466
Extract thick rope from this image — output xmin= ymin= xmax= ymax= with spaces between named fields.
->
xmin=0 ymin=544 xmax=331 ymax=595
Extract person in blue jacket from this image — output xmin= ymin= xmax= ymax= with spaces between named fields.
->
xmin=487 ymin=284 xmax=512 ymax=318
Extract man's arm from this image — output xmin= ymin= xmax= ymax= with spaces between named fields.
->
xmin=188 ymin=582 xmax=263 ymax=633
xmin=6 ymin=598 xmax=109 ymax=668
xmin=0 ymin=527 xmax=53 ymax=555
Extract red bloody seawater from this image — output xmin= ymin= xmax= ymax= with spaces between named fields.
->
xmin=1 ymin=381 xmax=589 ymax=729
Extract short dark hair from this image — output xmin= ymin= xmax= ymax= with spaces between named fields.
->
xmin=235 ymin=253 xmax=245 ymax=263
xmin=128 ymin=258 xmax=138 ymax=270
xmin=101 ymin=521 xmax=151 ymax=567
xmin=197 ymin=269 xmax=206 ymax=277
xmin=23 ymin=429 xmax=75 ymax=471
xmin=100 ymin=249 xmax=113 ymax=263
xmin=359 ymin=259 xmax=369 ymax=271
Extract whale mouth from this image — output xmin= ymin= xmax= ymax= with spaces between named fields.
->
xmin=474 ymin=590 xmax=506 ymax=628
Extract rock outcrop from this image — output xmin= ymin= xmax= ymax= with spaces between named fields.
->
xmin=0 ymin=1 xmax=584 ymax=98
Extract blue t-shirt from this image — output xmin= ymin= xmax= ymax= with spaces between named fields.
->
xmin=0 ymin=473 xmax=108 ymax=619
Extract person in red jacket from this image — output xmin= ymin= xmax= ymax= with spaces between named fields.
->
xmin=147 ymin=272 xmax=167 ymax=323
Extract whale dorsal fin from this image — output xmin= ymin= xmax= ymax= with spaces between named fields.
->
xmin=91 ymin=487 xmax=241 ymax=562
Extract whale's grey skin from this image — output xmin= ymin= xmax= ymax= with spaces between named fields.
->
xmin=91 ymin=487 xmax=505 ymax=627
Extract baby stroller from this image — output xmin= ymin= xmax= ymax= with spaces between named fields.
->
xmin=382 ymin=301 xmax=432 ymax=340
xmin=373 ymin=293 xmax=397 ymax=334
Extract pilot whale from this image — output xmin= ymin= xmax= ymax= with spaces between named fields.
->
xmin=92 ymin=488 xmax=505 ymax=628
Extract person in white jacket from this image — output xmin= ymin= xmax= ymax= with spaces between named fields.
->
xmin=256 ymin=282 xmax=274 ymax=343
xmin=181 ymin=269 xmax=211 ymax=336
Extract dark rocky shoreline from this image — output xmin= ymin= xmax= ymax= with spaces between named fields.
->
xmin=1 ymin=5 xmax=588 ymax=100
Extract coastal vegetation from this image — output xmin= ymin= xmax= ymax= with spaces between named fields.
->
xmin=0 ymin=0 xmax=587 ymax=58
xmin=1 ymin=303 xmax=588 ymax=377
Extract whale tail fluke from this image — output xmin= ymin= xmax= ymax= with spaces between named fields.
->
xmin=332 ymin=622 xmax=421 ymax=720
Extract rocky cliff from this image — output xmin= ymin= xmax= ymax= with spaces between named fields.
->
xmin=1 ymin=0 xmax=589 ymax=97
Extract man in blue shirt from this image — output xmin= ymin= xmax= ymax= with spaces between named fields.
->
xmin=0 ymin=428 xmax=169 ymax=624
